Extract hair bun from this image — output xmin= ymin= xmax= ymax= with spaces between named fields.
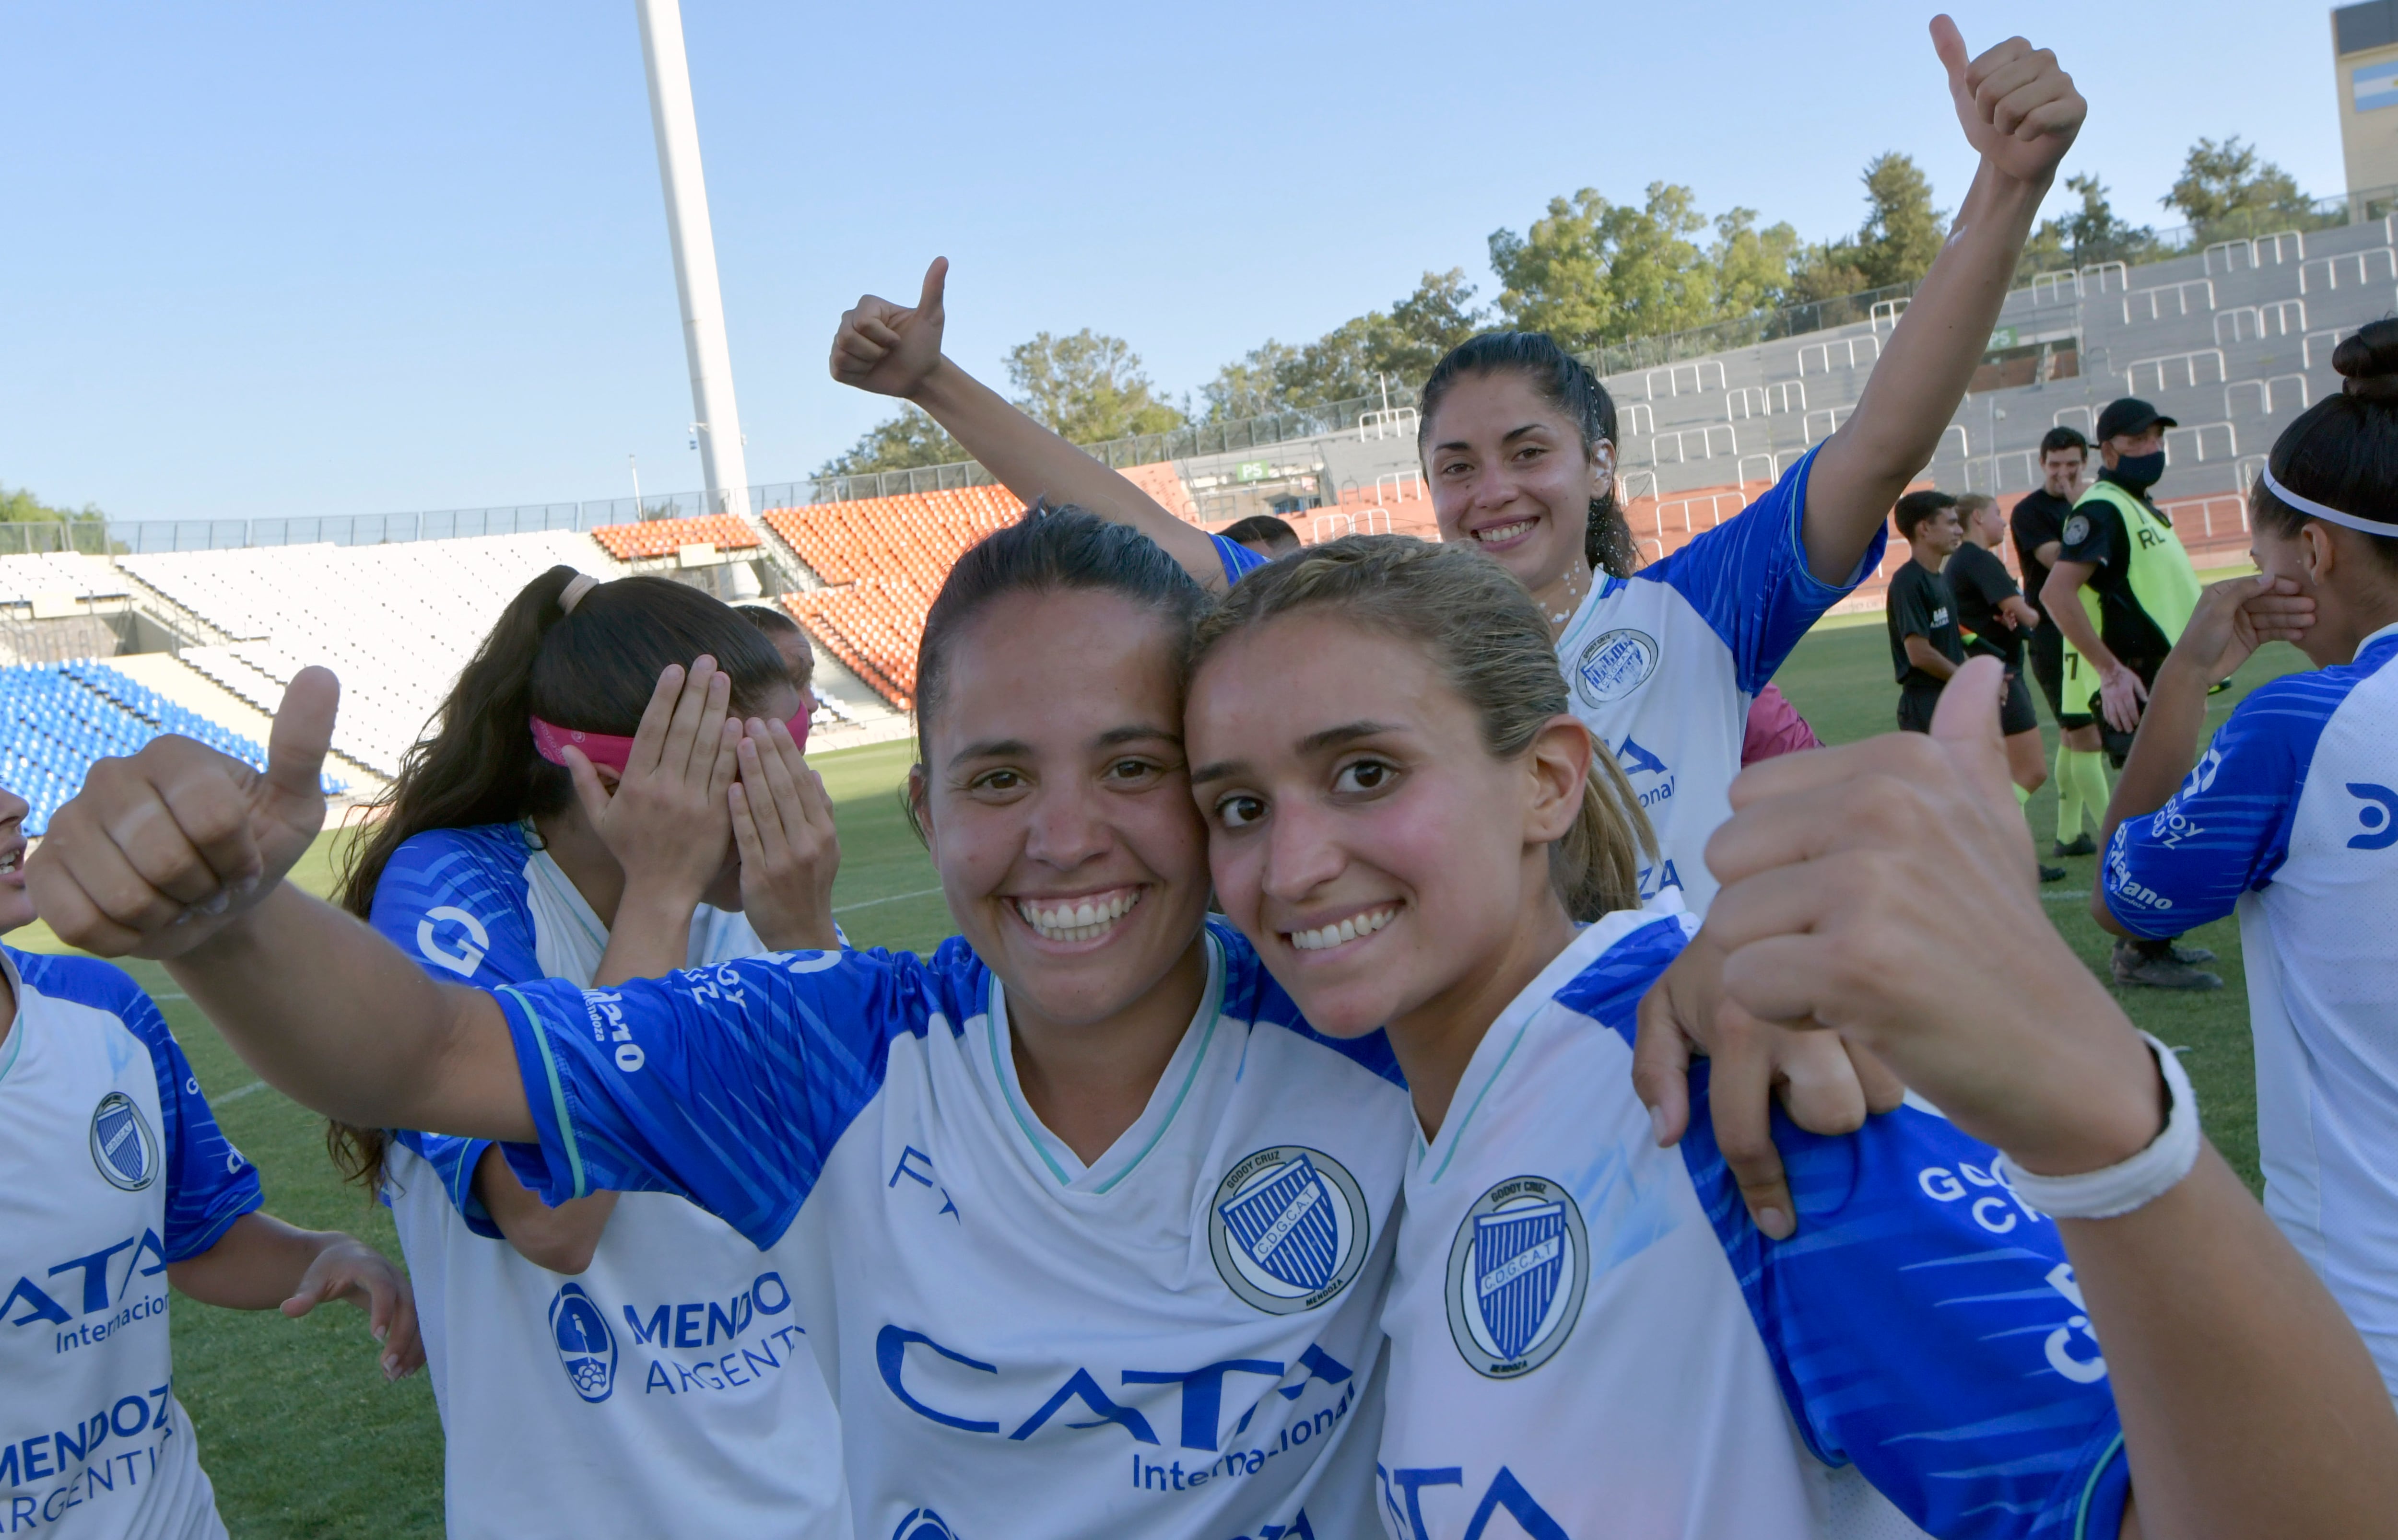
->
xmin=2332 ymin=318 xmax=2398 ymax=400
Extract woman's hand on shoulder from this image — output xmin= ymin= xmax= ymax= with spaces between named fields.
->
xmin=566 ymin=658 xmax=740 ymax=910
xmin=1703 ymin=658 xmax=2163 ymax=1177
xmin=30 ymin=667 xmax=336 ymax=958
xmin=729 ymin=716 xmax=840 ymax=952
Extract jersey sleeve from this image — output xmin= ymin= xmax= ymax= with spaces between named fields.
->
xmin=389 ymin=1130 xmax=505 ymax=1238
xmin=2100 ymin=673 xmax=2344 ymax=939
xmin=489 ymin=947 xmax=933 ymax=1247
xmin=2010 ymin=500 xmax=2059 ymax=562
xmin=368 ymin=828 xmax=543 ymax=989
xmin=2057 ymin=502 xmax=2115 ymax=567
xmin=1890 ymin=569 xmax=1936 ymax=640
xmin=1211 ymin=533 xmax=1269 ymax=586
xmin=1958 ymin=544 xmax=2022 ymax=605
xmin=23 ymin=956 xmax=269 ymax=1261
xmin=1679 ymin=1073 xmax=2130 ymax=1540
xmin=1646 ymin=446 xmax=1887 ymax=693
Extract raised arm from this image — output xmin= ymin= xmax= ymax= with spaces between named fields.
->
xmin=1704 ymin=659 xmax=2398 ymax=1539
xmin=28 ymin=670 xmax=532 ymax=1140
xmin=828 ymin=257 xmax=1231 ymax=588
xmin=1802 ymin=20 xmax=2084 ymax=583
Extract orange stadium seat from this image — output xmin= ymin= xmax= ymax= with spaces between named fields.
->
xmin=587 ymin=513 xmax=764 ymax=563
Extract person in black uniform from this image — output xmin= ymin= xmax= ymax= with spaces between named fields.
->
xmin=1949 ymin=493 xmax=2068 ymax=881
xmin=1887 ymin=490 xmax=1965 ymax=733
xmin=2011 ymin=426 xmax=2108 ymax=858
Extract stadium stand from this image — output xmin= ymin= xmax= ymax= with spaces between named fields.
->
xmin=588 ymin=512 xmax=762 ymax=563
xmin=0 ymin=660 xmax=339 ymax=834
xmin=0 ymin=553 xmax=128 ymax=607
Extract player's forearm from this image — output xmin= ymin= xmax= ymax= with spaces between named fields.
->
xmin=1904 ymin=637 xmax=1959 ymax=680
xmin=910 ymin=357 xmax=1223 ymax=585
xmin=166 ymin=1212 xmax=341 ymax=1310
xmin=1803 ymin=165 xmax=2046 ymax=582
xmin=476 ymin=1147 xmax=617 ymax=1274
xmin=2065 ymin=1148 xmax=2398 ymax=1540
xmin=594 ymin=887 xmax=700 ymax=987
xmin=166 ymin=884 xmax=533 ymax=1139
xmin=2101 ymin=656 xmax=2209 ymax=832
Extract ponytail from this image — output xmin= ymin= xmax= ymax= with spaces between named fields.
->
xmin=1420 ymin=331 xmax=1639 ymax=580
xmin=1189 ymin=535 xmax=1652 ymax=923
xmin=326 ymin=567 xmax=790 ymax=1193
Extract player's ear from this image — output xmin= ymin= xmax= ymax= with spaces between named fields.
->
xmin=905 ymin=764 xmax=936 ymax=854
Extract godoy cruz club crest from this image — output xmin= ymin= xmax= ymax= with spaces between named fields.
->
xmin=89 ymin=1092 xmax=160 ymax=1192
xmin=1446 ymin=1176 xmax=1590 ymax=1378
xmin=1574 ymin=628 xmax=1660 ymax=706
xmin=1209 ymin=1146 xmax=1370 ymax=1314
xmin=549 ymin=1282 xmax=618 ymax=1403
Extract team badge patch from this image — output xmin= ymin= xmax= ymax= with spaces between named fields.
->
xmin=1209 ymin=1146 xmax=1370 ymax=1314
xmin=2062 ymin=513 xmax=2091 ymax=548
xmin=1574 ymin=628 xmax=1659 ymax=706
xmin=549 ymin=1282 xmax=618 ymax=1402
xmin=892 ymin=1510 xmax=958 ymax=1540
xmin=89 ymin=1092 xmax=159 ymax=1192
xmin=1446 ymin=1175 xmax=1589 ymax=1378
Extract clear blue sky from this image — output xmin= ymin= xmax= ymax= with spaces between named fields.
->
xmin=0 ymin=1 xmax=2348 ymax=524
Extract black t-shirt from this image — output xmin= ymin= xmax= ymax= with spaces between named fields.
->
xmin=1945 ymin=541 xmax=2025 ymax=667
xmin=2009 ymin=489 xmax=2074 ymax=622
xmin=2055 ymin=474 xmax=2176 ymax=669
xmin=1886 ymin=560 xmax=1964 ymax=688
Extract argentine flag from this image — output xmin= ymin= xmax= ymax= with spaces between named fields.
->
xmin=2355 ymin=58 xmax=2398 ymax=113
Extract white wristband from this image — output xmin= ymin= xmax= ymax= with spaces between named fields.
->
xmin=1994 ymin=1034 xmax=2200 ymax=1220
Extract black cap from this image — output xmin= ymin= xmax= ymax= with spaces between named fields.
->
xmin=2093 ymin=397 xmax=2177 ymax=443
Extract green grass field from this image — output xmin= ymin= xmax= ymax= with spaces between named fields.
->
xmin=9 ymin=622 xmax=2306 ymax=1536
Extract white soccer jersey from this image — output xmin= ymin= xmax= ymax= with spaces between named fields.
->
xmin=2102 ymin=623 xmax=2398 ymax=1400
xmin=1378 ymin=914 xmax=2133 ymax=1540
xmin=489 ymin=921 xmax=1413 ymax=1540
xmin=0 ymin=946 xmax=262 ymax=1540
xmin=372 ymin=823 xmax=848 ymax=1540
xmin=1554 ymin=451 xmax=1879 ymax=910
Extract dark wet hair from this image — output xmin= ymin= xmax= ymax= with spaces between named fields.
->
xmin=2252 ymin=319 xmax=2398 ymax=572
xmin=1894 ymin=489 xmax=1960 ymax=540
xmin=1221 ymin=514 xmax=1300 ymax=554
xmin=327 ymin=570 xmax=787 ymax=1190
xmin=1419 ymin=332 xmax=1637 ymax=579
xmin=904 ymin=504 xmax=1208 ymax=841
xmin=2040 ymin=426 xmax=2090 ymax=459
xmin=736 ymin=602 xmax=814 ymax=691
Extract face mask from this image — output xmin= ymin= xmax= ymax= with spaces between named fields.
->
xmin=2110 ymin=450 xmax=2165 ymax=491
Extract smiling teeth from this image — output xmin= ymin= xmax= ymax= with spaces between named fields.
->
xmin=0 ymin=851 xmax=19 ymax=873
xmin=1288 ymin=907 xmax=1397 ymax=953
xmin=1016 ymin=889 xmax=1139 ymax=942
xmin=1475 ymin=520 xmax=1535 ymax=544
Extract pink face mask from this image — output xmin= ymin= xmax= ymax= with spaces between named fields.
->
xmin=530 ymin=708 xmax=811 ymax=772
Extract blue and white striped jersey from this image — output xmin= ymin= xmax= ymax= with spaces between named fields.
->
xmin=0 ymin=946 xmax=261 ymax=1540
xmin=1378 ymin=912 xmax=2131 ymax=1540
xmin=1554 ymin=450 xmax=1882 ymax=910
xmin=490 ymin=922 xmax=1415 ymax=1540
xmin=2102 ymin=623 xmax=2398 ymax=1400
xmin=371 ymin=823 xmax=850 ymax=1540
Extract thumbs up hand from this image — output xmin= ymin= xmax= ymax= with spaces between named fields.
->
xmin=829 ymin=257 xmax=950 ymax=402
xmin=1931 ymin=16 xmax=2083 ymax=189
xmin=1699 ymin=658 xmax=2164 ymax=1178
xmin=29 ymin=667 xmax=338 ymax=959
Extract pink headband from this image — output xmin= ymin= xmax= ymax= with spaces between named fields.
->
xmin=531 ymin=708 xmax=811 ymax=772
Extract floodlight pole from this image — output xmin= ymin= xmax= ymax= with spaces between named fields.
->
xmin=635 ymin=0 xmax=750 ymax=517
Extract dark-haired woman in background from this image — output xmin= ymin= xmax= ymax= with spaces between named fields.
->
xmin=736 ymin=601 xmax=823 ymax=729
xmin=2093 ymin=321 xmax=2398 ymax=1405
xmin=335 ymin=568 xmax=848 ymax=1540
xmin=826 ymin=22 xmax=2077 ymax=919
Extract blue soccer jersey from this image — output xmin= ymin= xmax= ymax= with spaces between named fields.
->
xmin=2102 ymin=624 xmax=2398 ymax=1400
xmin=0 ymin=946 xmax=262 ymax=1540
xmin=1555 ymin=450 xmax=1882 ymax=909
xmin=491 ymin=922 xmax=1414 ymax=1540
xmin=1377 ymin=912 xmax=2130 ymax=1540
xmin=370 ymin=823 xmax=850 ymax=1540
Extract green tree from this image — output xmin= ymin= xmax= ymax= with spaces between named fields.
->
xmin=815 ymin=404 xmax=966 ymax=478
xmin=1850 ymin=153 xmax=1947 ymax=290
xmin=1201 ymin=339 xmax=1304 ymax=420
xmin=1708 ymin=208 xmax=1802 ymax=317
xmin=1489 ymin=182 xmax=1730 ymax=350
xmin=2046 ymin=173 xmax=2164 ymax=272
xmin=1005 ymin=329 xmax=1185 ymax=444
xmin=2163 ymin=136 xmax=2312 ymax=239
xmin=1200 ymin=269 xmax=1487 ymax=417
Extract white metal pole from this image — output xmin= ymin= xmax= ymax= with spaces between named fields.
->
xmin=635 ymin=0 xmax=750 ymax=517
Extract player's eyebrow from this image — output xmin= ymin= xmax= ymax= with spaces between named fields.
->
xmin=1434 ymin=422 xmax=1553 ymax=455
xmin=1093 ymin=723 xmax=1180 ymax=750
xmin=947 ymin=737 xmax=1033 ymax=769
xmin=1192 ymin=721 xmax=1400 ymax=785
